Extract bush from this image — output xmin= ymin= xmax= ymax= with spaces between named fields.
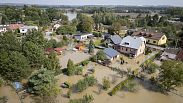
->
xmin=109 ymin=77 xmax=133 ymax=96
xmin=102 ymin=77 xmax=110 ymax=90
xmin=75 ymin=76 xmax=97 ymax=92
xmin=75 ymin=67 xmax=83 ymax=75
xmin=124 ymin=80 xmax=139 ymax=92
xmin=69 ymin=94 xmax=94 ymax=103
xmin=81 ymin=60 xmax=89 ymax=66
xmin=0 ymin=77 xmax=4 ymax=87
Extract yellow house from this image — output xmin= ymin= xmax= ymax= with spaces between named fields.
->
xmin=132 ymin=31 xmax=167 ymax=46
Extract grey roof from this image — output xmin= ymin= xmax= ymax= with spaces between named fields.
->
xmin=110 ymin=35 xmax=122 ymax=44
xmin=120 ymin=36 xmax=144 ymax=49
xmin=164 ymin=48 xmax=180 ymax=54
xmin=20 ymin=26 xmax=38 ymax=29
xmin=104 ymin=48 xmax=119 ymax=59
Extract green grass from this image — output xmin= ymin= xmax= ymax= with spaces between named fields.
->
xmin=94 ymin=39 xmax=102 ymax=46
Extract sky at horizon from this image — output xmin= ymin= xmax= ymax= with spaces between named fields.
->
xmin=0 ymin=0 xmax=183 ymax=7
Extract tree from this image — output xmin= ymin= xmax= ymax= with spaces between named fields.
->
xmin=0 ymin=50 xmax=31 ymax=81
xmin=45 ymin=39 xmax=57 ymax=48
xmin=22 ymin=41 xmax=46 ymax=68
xmin=46 ymin=8 xmax=59 ymax=21
xmin=27 ymin=68 xmax=60 ymax=100
xmin=0 ymin=32 xmax=21 ymax=52
xmin=109 ymin=22 xmax=122 ymax=35
xmin=23 ymin=31 xmax=46 ymax=48
xmin=77 ymin=14 xmax=94 ymax=33
xmin=47 ymin=51 xmax=60 ymax=71
xmin=159 ymin=60 xmax=183 ymax=90
xmin=102 ymin=77 xmax=110 ymax=90
xmin=96 ymin=50 xmax=107 ymax=61
xmin=56 ymin=25 xmax=76 ymax=35
xmin=88 ymin=40 xmax=95 ymax=54
xmin=67 ymin=59 xmax=75 ymax=76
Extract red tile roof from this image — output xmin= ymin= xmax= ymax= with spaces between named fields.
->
xmin=54 ymin=48 xmax=63 ymax=52
xmin=8 ymin=24 xmax=24 ymax=30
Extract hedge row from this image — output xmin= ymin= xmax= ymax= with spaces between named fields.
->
xmin=109 ymin=77 xmax=134 ymax=96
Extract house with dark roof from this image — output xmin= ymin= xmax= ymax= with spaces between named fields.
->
xmin=103 ymin=48 xmax=120 ymax=61
xmin=132 ymin=31 xmax=167 ymax=46
xmin=104 ymin=35 xmax=122 ymax=48
xmin=160 ymin=48 xmax=180 ymax=61
xmin=117 ymin=36 xmax=146 ymax=57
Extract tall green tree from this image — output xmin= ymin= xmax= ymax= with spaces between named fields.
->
xmin=0 ymin=32 xmax=21 ymax=52
xmin=88 ymin=40 xmax=95 ymax=54
xmin=159 ymin=60 xmax=183 ymax=90
xmin=77 ymin=14 xmax=94 ymax=33
xmin=47 ymin=51 xmax=60 ymax=71
xmin=56 ymin=25 xmax=76 ymax=35
xmin=0 ymin=50 xmax=31 ymax=81
xmin=22 ymin=41 xmax=45 ymax=68
xmin=67 ymin=59 xmax=75 ymax=76
xmin=28 ymin=68 xmax=60 ymax=102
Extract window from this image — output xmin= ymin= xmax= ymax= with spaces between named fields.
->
xmin=147 ymin=40 xmax=150 ymax=42
xmin=153 ymin=41 xmax=156 ymax=43
xmin=162 ymin=37 xmax=165 ymax=40
xmin=126 ymin=48 xmax=128 ymax=51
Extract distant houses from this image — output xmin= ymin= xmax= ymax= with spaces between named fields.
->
xmin=0 ymin=25 xmax=8 ymax=33
xmin=19 ymin=26 xmax=38 ymax=34
xmin=132 ymin=31 xmax=167 ymax=46
xmin=8 ymin=24 xmax=24 ymax=31
xmin=74 ymin=33 xmax=93 ymax=41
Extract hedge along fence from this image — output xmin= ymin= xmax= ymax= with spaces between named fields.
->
xmin=109 ymin=76 xmax=134 ymax=96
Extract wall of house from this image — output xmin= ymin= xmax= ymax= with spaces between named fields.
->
xmin=158 ymin=35 xmax=167 ymax=45
xmin=20 ymin=29 xmax=28 ymax=33
xmin=136 ymin=42 xmax=145 ymax=56
xmin=118 ymin=46 xmax=137 ymax=56
xmin=146 ymin=38 xmax=159 ymax=45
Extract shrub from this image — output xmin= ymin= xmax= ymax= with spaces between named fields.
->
xmin=81 ymin=60 xmax=89 ymax=66
xmin=69 ymin=94 xmax=94 ymax=103
xmin=102 ymin=77 xmax=110 ymax=90
xmin=109 ymin=77 xmax=133 ymax=96
xmin=75 ymin=76 xmax=97 ymax=92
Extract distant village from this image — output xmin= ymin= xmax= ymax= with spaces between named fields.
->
xmin=0 ymin=5 xmax=183 ymax=103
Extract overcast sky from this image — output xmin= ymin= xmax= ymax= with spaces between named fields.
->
xmin=1 ymin=0 xmax=183 ymax=7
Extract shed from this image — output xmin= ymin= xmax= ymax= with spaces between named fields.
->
xmin=103 ymin=48 xmax=120 ymax=61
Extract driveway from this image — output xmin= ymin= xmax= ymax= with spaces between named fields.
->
xmin=59 ymin=51 xmax=91 ymax=69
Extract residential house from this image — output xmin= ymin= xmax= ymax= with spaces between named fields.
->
xmin=132 ymin=31 xmax=167 ymax=46
xmin=19 ymin=26 xmax=38 ymax=34
xmin=8 ymin=24 xmax=24 ymax=31
xmin=103 ymin=47 xmax=120 ymax=61
xmin=117 ymin=36 xmax=146 ymax=57
xmin=0 ymin=25 xmax=8 ymax=33
xmin=45 ymin=48 xmax=63 ymax=55
xmin=160 ymin=48 xmax=180 ymax=61
xmin=74 ymin=33 xmax=93 ymax=41
xmin=52 ymin=24 xmax=61 ymax=31
xmin=54 ymin=48 xmax=63 ymax=55
xmin=75 ymin=43 xmax=85 ymax=51
xmin=106 ymin=35 xmax=122 ymax=48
